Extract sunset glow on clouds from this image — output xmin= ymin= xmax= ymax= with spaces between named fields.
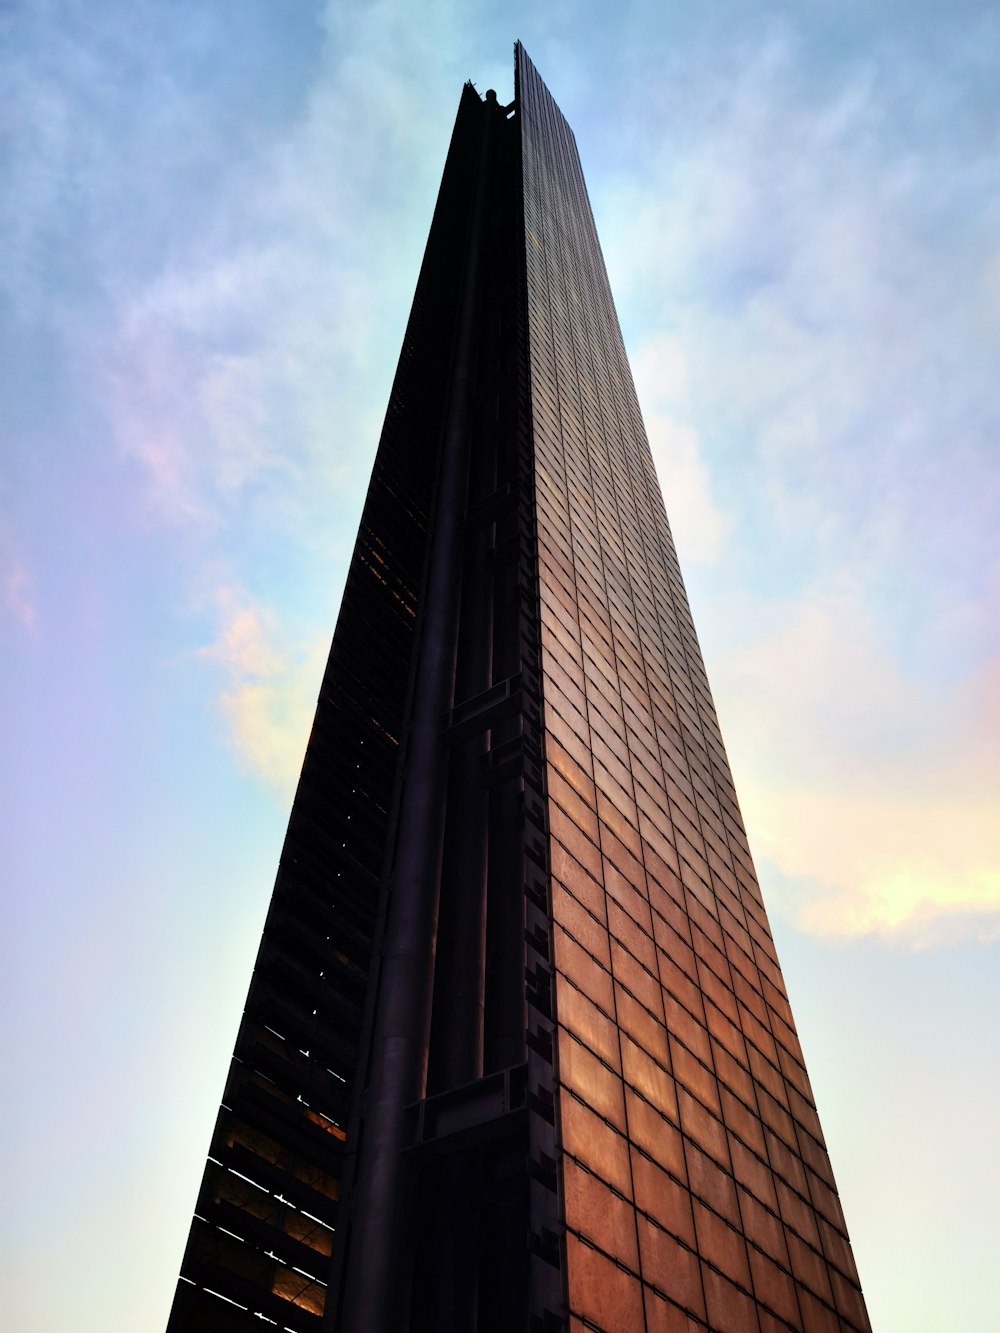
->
xmin=3 ymin=556 xmax=36 ymax=632
xmin=199 ymin=589 xmax=328 ymax=796
xmin=715 ymin=592 xmax=1000 ymax=942
xmin=634 ymin=325 xmax=999 ymax=947
xmin=4 ymin=2 xmax=998 ymax=1330
xmin=618 ymin=29 xmax=999 ymax=952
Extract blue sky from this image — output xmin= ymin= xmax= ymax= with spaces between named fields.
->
xmin=3 ymin=2 xmax=998 ymax=1329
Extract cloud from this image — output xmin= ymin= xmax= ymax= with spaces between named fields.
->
xmin=5 ymin=0 xmax=460 ymax=548
xmin=645 ymin=412 xmax=729 ymax=566
xmin=713 ymin=589 xmax=1000 ymax=944
xmin=585 ymin=27 xmax=1000 ymax=947
xmin=199 ymin=589 xmax=327 ymax=797
xmin=631 ymin=334 xmax=729 ymax=564
xmin=89 ymin=2 xmax=481 ymax=552
xmin=3 ymin=557 xmax=36 ymax=632
xmin=600 ymin=28 xmax=999 ymax=621
xmin=104 ymin=255 xmax=312 ymax=527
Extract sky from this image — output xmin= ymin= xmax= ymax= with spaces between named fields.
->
xmin=3 ymin=1 xmax=997 ymax=1329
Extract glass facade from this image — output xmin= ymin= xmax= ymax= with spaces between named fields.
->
xmin=518 ymin=45 xmax=868 ymax=1333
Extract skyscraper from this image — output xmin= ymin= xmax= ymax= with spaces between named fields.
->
xmin=167 ymin=44 xmax=869 ymax=1333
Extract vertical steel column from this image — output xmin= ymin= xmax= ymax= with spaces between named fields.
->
xmin=335 ymin=90 xmax=498 ymax=1333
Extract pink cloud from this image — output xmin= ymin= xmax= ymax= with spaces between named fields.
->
xmin=4 ymin=559 xmax=36 ymax=631
xmin=712 ymin=591 xmax=1000 ymax=944
xmin=199 ymin=588 xmax=327 ymax=796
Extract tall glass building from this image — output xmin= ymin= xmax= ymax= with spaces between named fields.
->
xmin=167 ymin=45 xmax=869 ymax=1333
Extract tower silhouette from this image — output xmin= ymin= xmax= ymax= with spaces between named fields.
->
xmin=167 ymin=44 xmax=869 ymax=1333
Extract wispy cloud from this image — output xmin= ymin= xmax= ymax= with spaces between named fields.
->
xmin=3 ymin=559 xmax=36 ymax=632
xmin=199 ymin=588 xmax=327 ymax=797
xmin=3 ymin=0 xmax=457 ymax=548
xmin=603 ymin=28 xmax=998 ymax=616
xmin=632 ymin=336 xmax=729 ymax=565
xmin=90 ymin=3 xmax=471 ymax=546
xmin=594 ymin=27 xmax=1000 ymax=946
xmin=714 ymin=588 xmax=1000 ymax=944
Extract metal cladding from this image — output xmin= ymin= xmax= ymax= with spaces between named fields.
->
xmin=167 ymin=44 xmax=869 ymax=1333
